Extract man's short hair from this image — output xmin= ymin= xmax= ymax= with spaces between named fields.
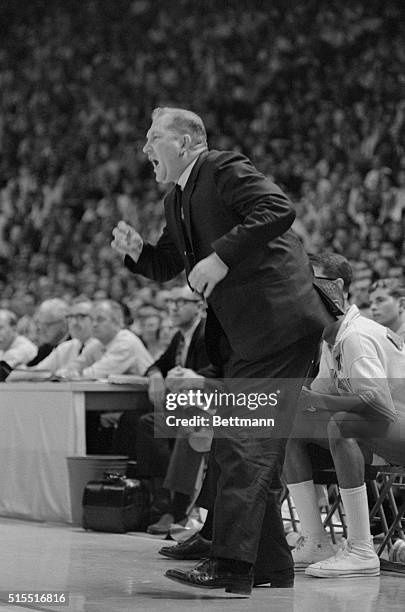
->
xmin=37 ymin=298 xmax=69 ymax=321
xmin=369 ymin=278 xmax=405 ymax=299
xmin=309 ymin=253 xmax=353 ymax=292
xmin=152 ymin=107 xmax=207 ymax=147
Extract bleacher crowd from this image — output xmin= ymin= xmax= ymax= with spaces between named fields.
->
xmin=1 ymin=0 xmax=405 ymax=315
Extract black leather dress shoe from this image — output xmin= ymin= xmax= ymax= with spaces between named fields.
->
xmin=159 ymin=532 xmax=211 ymax=560
xmin=165 ymin=558 xmax=252 ymax=596
xmin=253 ymin=567 xmax=294 ymax=588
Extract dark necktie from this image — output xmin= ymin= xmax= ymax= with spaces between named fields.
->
xmin=174 ymin=332 xmax=185 ymax=366
xmin=175 ymin=185 xmax=195 ymax=275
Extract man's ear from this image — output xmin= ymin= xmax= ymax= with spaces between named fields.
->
xmin=181 ymin=133 xmax=193 ymax=153
xmin=335 ymin=278 xmax=345 ymax=291
xmin=399 ymin=297 xmax=405 ymax=313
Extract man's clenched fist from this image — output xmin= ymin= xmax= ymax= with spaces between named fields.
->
xmin=111 ymin=221 xmax=143 ymax=262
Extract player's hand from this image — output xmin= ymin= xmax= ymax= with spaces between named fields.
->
xmin=188 ymin=252 xmax=229 ymax=298
xmin=299 ymin=386 xmax=317 ymax=413
xmin=111 ymin=221 xmax=143 ymax=262
xmin=166 ymin=366 xmax=205 ymax=393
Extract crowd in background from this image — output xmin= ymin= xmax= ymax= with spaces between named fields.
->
xmin=1 ymin=0 xmax=405 ymax=327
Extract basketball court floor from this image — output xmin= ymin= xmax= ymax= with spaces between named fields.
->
xmin=0 ymin=518 xmax=403 ymax=612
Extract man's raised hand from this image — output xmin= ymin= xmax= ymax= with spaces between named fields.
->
xmin=111 ymin=221 xmax=143 ymax=262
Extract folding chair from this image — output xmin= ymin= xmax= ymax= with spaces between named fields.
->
xmin=312 ymin=465 xmax=381 ymax=544
xmin=368 ymin=465 xmax=405 ymax=572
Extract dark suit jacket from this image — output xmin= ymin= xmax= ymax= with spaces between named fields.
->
xmin=146 ymin=318 xmax=209 ymax=377
xmin=125 ymin=150 xmax=332 ymax=361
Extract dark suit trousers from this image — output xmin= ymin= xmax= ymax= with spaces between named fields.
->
xmin=164 ymin=434 xmax=206 ymax=497
xmin=111 ymin=408 xmax=151 ymax=459
xmin=136 ymin=413 xmax=206 ymax=497
xmin=136 ymin=412 xmax=171 ymax=478
xmin=210 ymin=332 xmax=320 ymax=571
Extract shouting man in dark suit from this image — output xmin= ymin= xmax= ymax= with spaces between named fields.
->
xmin=112 ymin=107 xmax=332 ymax=596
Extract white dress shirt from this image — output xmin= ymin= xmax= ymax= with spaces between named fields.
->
xmin=0 ymin=335 xmax=37 ymax=368
xmin=32 ymin=337 xmax=102 ymax=373
xmin=73 ymin=329 xmax=153 ymax=380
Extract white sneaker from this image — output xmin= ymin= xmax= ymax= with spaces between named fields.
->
xmin=305 ymin=538 xmax=380 ymax=578
xmin=292 ymin=534 xmax=337 ymax=570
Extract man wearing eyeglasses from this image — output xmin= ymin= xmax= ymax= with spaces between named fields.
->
xmin=27 ymin=298 xmax=70 ymax=366
xmin=61 ymin=300 xmax=153 ymax=380
xmin=31 ymin=299 xmax=102 ymax=375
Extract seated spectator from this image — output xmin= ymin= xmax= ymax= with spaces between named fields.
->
xmin=130 ymin=303 xmax=162 ymax=337
xmin=159 ymin=316 xmax=176 ymax=350
xmin=369 ymin=279 xmax=405 ymax=338
xmin=137 ymin=312 xmax=165 ymax=360
xmin=284 ymin=269 xmax=405 ymax=578
xmin=59 ymin=299 xmax=154 ymax=454
xmin=0 ymin=309 xmax=37 ymax=380
xmin=115 ymin=286 xmax=208 ymax=535
xmin=61 ymin=299 xmax=153 ymax=379
xmin=16 ymin=315 xmax=38 ymax=345
xmin=31 ymin=298 xmax=102 ymax=374
xmin=27 ymin=299 xmax=69 ymax=366
xmin=15 ymin=292 xmax=38 ymax=344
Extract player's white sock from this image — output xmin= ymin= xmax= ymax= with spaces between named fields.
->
xmin=340 ymin=484 xmax=372 ymax=543
xmin=288 ymin=480 xmax=326 ymax=538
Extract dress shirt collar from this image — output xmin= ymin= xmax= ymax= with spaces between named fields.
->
xmin=177 ymin=149 xmax=206 ymax=191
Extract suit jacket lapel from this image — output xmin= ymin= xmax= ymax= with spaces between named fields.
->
xmin=182 ymin=150 xmax=209 ymax=245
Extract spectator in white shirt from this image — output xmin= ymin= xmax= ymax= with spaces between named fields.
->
xmin=59 ymin=299 xmax=154 ymax=453
xmin=0 ymin=309 xmax=37 ymax=379
xmin=33 ymin=299 xmax=102 ymax=374
xmin=63 ymin=299 xmax=153 ymax=379
xmin=27 ymin=298 xmax=69 ymax=366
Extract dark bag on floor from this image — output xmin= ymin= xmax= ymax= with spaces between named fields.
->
xmin=82 ymin=472 xmax=149 ymax=533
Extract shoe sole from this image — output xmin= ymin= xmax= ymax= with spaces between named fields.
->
xmin=159 ymin=550 xmax=205 ymax=560
xmin=305 ymin=567 xmax=380 ymax=578
xmin=165 ymin=573 xmax=251 ymax=596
